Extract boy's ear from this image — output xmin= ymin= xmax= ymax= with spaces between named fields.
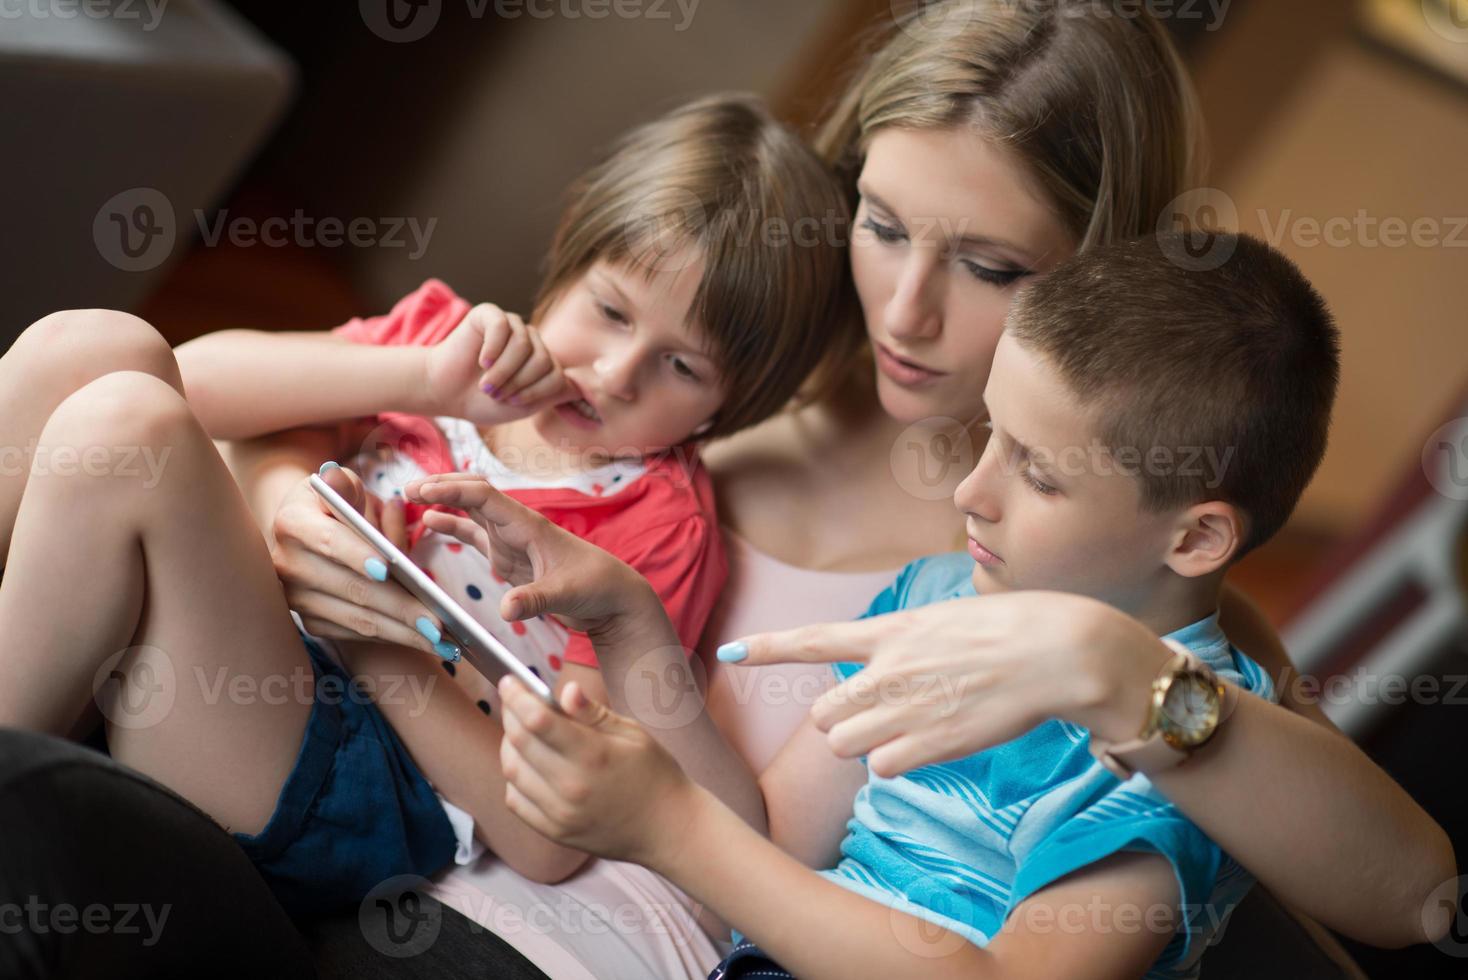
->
xmin=1164 ymin=501 xmax=1246 ymax=579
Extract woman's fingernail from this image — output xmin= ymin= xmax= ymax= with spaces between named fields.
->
xmin=716 ymin=642 xmax=748 ymax=664
xmin=434 ymin=640 xmax=463 ymax=663
xmin=364 ymin=557 xmax=388 ymax=582
xmin=482 ymin=383 xmax=499 ymax=397
xmin=415 ymin=617 xmax=442 ymax=645
xmin=319 ymin=461 xmax=341 ymax=475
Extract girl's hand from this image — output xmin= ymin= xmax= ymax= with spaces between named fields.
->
xmin=424 ymin=304 xmax=570 ymax=424
xmin=725 ymin=592 xmax=1171 ymax=778
xmin=497 ymin=676 xmax=698 ymax=869
xmin=270 ymin=464 xmax=453 ymax=657
xmin=403 ymin=473 xmax=659 ymax=637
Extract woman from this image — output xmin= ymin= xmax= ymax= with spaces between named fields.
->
xmin=242 ymin=1 xmax=1450 ymax=969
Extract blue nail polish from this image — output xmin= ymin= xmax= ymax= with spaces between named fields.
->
xmin=415 ymin=617 xmax=442 ymax=645
xmin=319 ymin=461 xmax=341 ymax=475
xmin=716 ymin=641 xmax=748 ymax=664
xmin=364 ymin=557 xmax=388 ymax=582
xmin=434 ymin=640 xmax=463 ymax=663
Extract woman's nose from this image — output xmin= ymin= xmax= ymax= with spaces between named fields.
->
xmin=884 ymin=256 xmax=943 ymax=341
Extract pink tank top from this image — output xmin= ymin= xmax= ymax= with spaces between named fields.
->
xmin=701 ymin=530 xmax=904 ymax=774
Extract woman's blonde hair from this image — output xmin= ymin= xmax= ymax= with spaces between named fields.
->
xmin=535 ymin=93 xmax=852 ymax=440
xmin=811 ymin=0 xmax=1207 ymax=383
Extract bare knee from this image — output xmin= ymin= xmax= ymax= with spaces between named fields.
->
xmin=17 ymin=310 xmax=182 ymax=395
xmin=40 ymin=371 xmax=200 ymax=473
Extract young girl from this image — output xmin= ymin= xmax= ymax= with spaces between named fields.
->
xmin=0 ymin=93 xmax=848 ymax=917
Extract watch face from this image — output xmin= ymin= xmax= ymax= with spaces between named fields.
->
xmin=1160 ymin=674 xmax=1221 ymax=747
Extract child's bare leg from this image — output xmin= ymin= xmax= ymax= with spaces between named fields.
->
xmin=0 ymin=371 xmax=313 ymax=836
xmin=0 ymin=310 xmax=183 ymax=562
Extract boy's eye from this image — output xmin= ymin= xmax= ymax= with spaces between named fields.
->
xmin=1022 ymin=470 xmax=1058 ymax=496
xmin=668 ymin=355 xmax=701 ymax=382
xmin=960 ymin=259 xmax=1029 ymax=288
xmin=861 ymin=216 xmax=906 ymax=245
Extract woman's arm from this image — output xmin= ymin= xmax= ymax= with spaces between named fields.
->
xmin=728 ymin=592 xmax=1456 ymax=948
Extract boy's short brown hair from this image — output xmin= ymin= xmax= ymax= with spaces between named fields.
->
xmin=534 ymin=93 xmax=851 ymax=440
xmin=1006 ymin=232 xmax=1340 ymax=556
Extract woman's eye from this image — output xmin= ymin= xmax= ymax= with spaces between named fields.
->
xmin=861 ymin=216 xmax=906 ymax=245
xmin=961 ymin=259 xmax=1029 ymax=288
xmin=1022 ymin=470 xmax=1059 ymax=496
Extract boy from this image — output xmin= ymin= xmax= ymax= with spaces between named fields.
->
xmin=404 ymin=231 xmax=1339 ymax=979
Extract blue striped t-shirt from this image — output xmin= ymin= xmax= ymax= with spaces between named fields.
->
xmin=820 ymin=553 xmax=1276 ymax=979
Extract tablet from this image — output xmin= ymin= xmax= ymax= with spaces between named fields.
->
xmin=308 ymin=473 xmax=557 ymax=706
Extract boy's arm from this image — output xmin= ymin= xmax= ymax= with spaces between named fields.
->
xmin=661 ymin=790 xmax=1179 ymax=980
xmin=176 ymin=330 xmax=433 ymax=440
xmin=495 ymin=676 xmax=1182 ymax=980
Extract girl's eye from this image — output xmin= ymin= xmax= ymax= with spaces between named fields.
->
xmin=668 ymin=355 xmax=701 ymax=382
xmin=960 ymin=260 xmax=1029 ymax=288
xmin=861 ymin=216 xmax=906 ymax=245
xmin=598 ymin=302 xmax=628 ymax=325
xmin=1022 ymin=470 xmax=1058 ymax=496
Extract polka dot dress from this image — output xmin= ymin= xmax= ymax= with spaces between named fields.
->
xmin=348 ymin=416 xmax=647 ymax=716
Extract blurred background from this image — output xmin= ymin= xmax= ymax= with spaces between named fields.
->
xmin=3 ymin=0 xmax=1466 ymax=974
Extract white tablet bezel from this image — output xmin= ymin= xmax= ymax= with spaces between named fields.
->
xmin=308 ymin=473 xmax=557 ymax=706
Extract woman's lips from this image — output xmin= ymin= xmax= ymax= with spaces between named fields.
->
xmin=874 ymin=342 xmax=946 ymax=387
xmin=967 ymin=537 xmax=1004 ymax=567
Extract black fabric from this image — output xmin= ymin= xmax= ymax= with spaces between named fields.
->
xmin=1204 ymin=886 xmax=1361 ymax=979
xmin=0 ymin=727 xmax=313 ymax=980
xmin=304 ymin=897 xmax=551 ymax=980
xmin=0 ymin=727 xmax=550 ymax=980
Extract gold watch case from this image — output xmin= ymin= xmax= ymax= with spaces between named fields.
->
xmin=1143 ymin=650 xmax=1225 ymax=752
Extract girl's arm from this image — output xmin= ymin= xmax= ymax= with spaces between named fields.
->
xmin=176 ymin=305 xmax=566 ymax=441
xmin=728 ymin=592 xmax=1456 ymax=948
xmin=176 ymin=330 xmax=432 ymax=440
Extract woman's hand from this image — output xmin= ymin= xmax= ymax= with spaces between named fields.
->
xmin=423 ymin=304 xmax=570 ymax=425
xmin=404 ymin=473 xmax=659 ymax=638
xmin=497 ymin=675 xmax=699 ymax=870
xmin=725 ymin=592 xmax=1172 ymax=778
xmin=270 ymin=464 xmax=453 ymax=657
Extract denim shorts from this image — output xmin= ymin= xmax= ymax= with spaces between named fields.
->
xmin=232 ymin=633 xmax=458 ymax=919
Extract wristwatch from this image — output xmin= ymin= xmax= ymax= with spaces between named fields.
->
xmin=1090 ymin=639 xmax=1231 ymax=779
